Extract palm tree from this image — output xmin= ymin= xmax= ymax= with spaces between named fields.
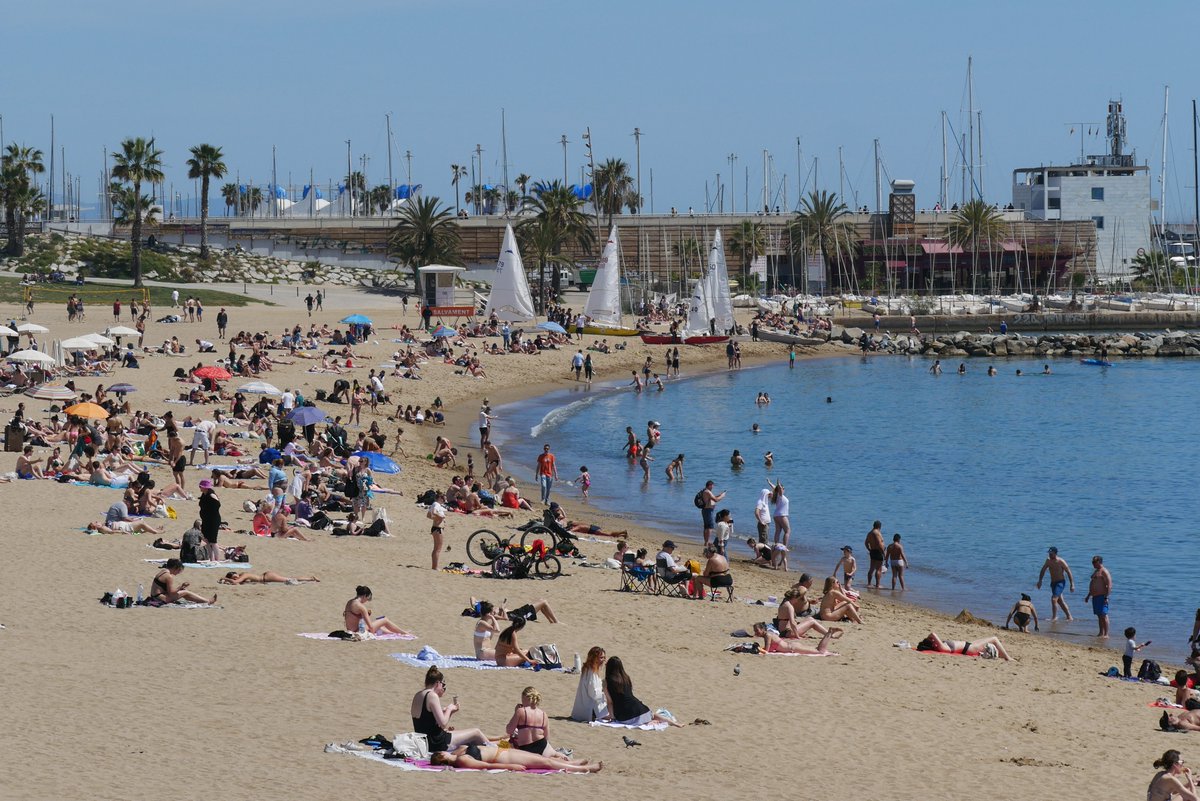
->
xmin=186 ymin=144 xmax=226 ymax=260
xmin=947 ymin=199 xmax=1007 ymax=293
xmin=483 ymin=186 xmax=501 ymax=216
xmin=789 ymin=190 xmax=852 ymax=290
xmin=1 ymin=144 xmax=46 ymax=257
xmin=515 ymin=173 xmax=531 ymax=202
xmin=505 ymin=189 xmax=520 ymax=214
xmin=518 ymin=180 xmax=595 ymax=303
xmin=110 ymin=137 xmax=165 ymax=287
xmin=220 ymin=182 xmax=240 ymax=216
xmin=242 ymin=186 xmax=264 ymax=215
xmin=388 ymin=195 xmax=463 ymax=287
xmin=450 ymin=164 xmax=468 ymax=215
xmin=624 ymin=188 xmax=643 ymax=215
xmin=728 ymin=220 xmax=767 ymax=288
xmin=370 ymin=185 xmax=393 ymax=216
xmin=110 ymin=183 xmax=159 ymax=260
xmin=593 ymin=158 xmax=633 ymax=227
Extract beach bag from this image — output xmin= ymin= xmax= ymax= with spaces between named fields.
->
xmin=980 ymin=643 xmax=999 ymax=660
xmin=530 ymin=644 xmax=561 ymax=669
xmin=390 ymin=732 xmax=429 ymax=760
xmin=693 ymin=490 xmax=705 ymax=508
xmin=1139 ymin=659 xmax=1162 ymax=682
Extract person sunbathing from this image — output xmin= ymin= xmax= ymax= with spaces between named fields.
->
xmin=210 ymin=469 xmax=267 ymax=490
xmin=270 ymin=510 xmax=311 ymax=541
xmin=87 ymin=518 xmax=165 ymax=535
xmin=219 ymin=571 xmax=319 ymax=585
xmin=752 ymin=622 xmax=838 ymax=654
xmin=818 ymin=576 xmax=863 ymax=624
xmin=149 ymin=559 xmax=217 ymax=604
xmin=431 ymin=745 xmax=601 ymax=773
xmin=915 ymin=631 xmax=1012 ymax=661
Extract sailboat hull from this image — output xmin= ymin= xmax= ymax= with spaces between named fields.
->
xmin=582 ymin=324 xmax=640 ymax=337
xmin=639 ymin=334 xmax=729 ymax=345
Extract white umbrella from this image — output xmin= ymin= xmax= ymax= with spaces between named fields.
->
xmin=238 ymin=381 xmax=283 ymax=396
xmin=17 ymin=323 xmax=49 ymax=333
xmin=0 ymin=325 xmax=17 ymax=337
xmin=106 ymin=326 xmax=139 ymax=336
xmin=25 ymin=384 xmax=77 ymax=401
xmin=85 ymin=333 xmax=115 ymax=346
xmin=60 ymin=337 xmax=100 ymax=350
xmin=7 ymin=349 xmax=56 ymax=365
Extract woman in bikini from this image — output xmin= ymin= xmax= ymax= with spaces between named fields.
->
xmin=209 ymin=469 xmax=267 ymax=491
xmin=149 ymin=559 xmax=217 ymax=604
xmin=915 ymin=631 xmax=1012 ymax=661
xmin=470 ymin=601 xmax=506 ymax=660
xmin=494 ymin=618 xmax=540 ymax=667
xmin=818 ymin=576 xmax=864 ymax=624
xmin=430 ymin=745 xmax=601 ymax=773
xmin=1147 ymin=749 xmax=1198 ymax=801
xmin=752 ymin=622 xmax=838 ymax=655
xmin=219 ymin=571 xmax=319 ymax=585
xmin=505 ymin=687 xmax=570 ymax=759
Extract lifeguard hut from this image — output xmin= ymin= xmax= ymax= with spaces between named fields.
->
xmin=416 ymin=265 xmax=476 ymax=324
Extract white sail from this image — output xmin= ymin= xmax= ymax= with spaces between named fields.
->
xmin=708 ymin=229 xmax=735 ymax=333
xmin=483 ymin=224 xmax=536 ymax=322
xmin=583 ymin=225 xmax=623 ymax=325
xmin=686 ymin=261 xmax=715 ymax=334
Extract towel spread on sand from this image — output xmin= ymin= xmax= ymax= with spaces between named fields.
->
xmin=1151 ymin=700 xmax=1185 ymax=709
xmin=389 ymin=653 xmax=553 ymax=671
xmin=144 ymin=559 xmax=252 ymax=570
xmin=588 ymin=720 xmax=670 ymax=731
xmin=299 ymin=632 xmax=417 ymax=641
xmin=328 ymin=745 xmax=565 ymax=774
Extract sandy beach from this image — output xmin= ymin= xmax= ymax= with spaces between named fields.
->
xmin=0 ymin=288 xmax=1180 ymax=801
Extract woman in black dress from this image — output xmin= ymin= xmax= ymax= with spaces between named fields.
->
xmin=198 ymin=479 xmax=222 ymax=559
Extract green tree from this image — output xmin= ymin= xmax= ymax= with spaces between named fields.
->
xmin=109 ymin=183 xmax=159 ymax=275
xmin=673 ymin=235 xmax=704 ymax=276
xmin=186 ymin=143 xmax=227 ymax=260
xmin=624 ymin=188 xmax=643 ymax=215
xmin=370 ymin=185 xmax=393 ymax=216
xmin=515 ymin=173 xmax=531 ymax=202
xmin=220 ymin=182 xmax=240 ymax=215
xmin=388 ymin=195 xmax=463 ymax=287
xmin=110 ymin=137 xmax=165 ymax=287
xmin=515 ymin=216 xmax=573 ymax=312
xmin=593 ymin=158 xmax=633 ymax=227
xmin=518 ymin=180 xmax=595 ymax=301
xmin=1 ymin=144 xmax=46 ymax=257
xmin=450 ymin=164 xmax=468 ymax=215
xmin=728 ymin=220 xmax=766 ymax=286
xmin=789 ymin=190 xmax=852 ymax=278
xmin=946 ymin=198 xmax=1007 ymax=291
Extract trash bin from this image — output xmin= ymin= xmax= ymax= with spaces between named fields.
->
xmin=4 ymin=425 xmax=24 ymax=452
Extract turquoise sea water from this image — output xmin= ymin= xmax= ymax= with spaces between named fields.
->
xmin=496 ymin=355 xmax=1200 ymax=662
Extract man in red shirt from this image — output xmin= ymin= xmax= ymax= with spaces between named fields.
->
xmin=535 ymin=443 xmax=558 ymax=505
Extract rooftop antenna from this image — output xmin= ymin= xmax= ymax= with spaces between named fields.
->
xmin=1064 ymin=120 xmax=1100 ymax=164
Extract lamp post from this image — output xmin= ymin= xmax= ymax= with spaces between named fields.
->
xmin=728 ymin=153 xmax=737 ymax=214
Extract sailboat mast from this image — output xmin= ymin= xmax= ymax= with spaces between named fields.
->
xmin=873 ymin=139 xmax=881 ymax=213
xmin=501 ymin=108 xmax=509 ymax=206
xmin=1193 ymin=99 xmax=1199 ymax=277
xmin=386 ymin=113 xmax=394 ymax=216
xmin=967 ymin=56 xmax=975 ymax=201
xmin=838 ymin=146 xmax=844 ymax=204
xmin=1160 ymin=86 xmax=1170 ymax=249
xmin=941 ymin=111 xmax=948 ymax=210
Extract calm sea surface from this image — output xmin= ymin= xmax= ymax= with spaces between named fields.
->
xmin=495 ymin=354 xmax=1200 ymax=661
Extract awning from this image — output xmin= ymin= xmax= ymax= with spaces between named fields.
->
xmin=920 ymin=240 xmax=964 ymax=254
xmin=1000 ymin=240 xmax=1024 ymax=252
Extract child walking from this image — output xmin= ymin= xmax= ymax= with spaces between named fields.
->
xmin=578 ymin=466 xmax=591 ymax=500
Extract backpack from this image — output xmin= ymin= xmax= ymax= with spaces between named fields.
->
xmin=1138 ymin=659 xmax=1162 ymax=682
xmin=694 ymin=490 xmax=706 ymax=509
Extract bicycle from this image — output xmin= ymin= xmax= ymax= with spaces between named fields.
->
xmin=465 ymin=527 xmax=562 ymax=579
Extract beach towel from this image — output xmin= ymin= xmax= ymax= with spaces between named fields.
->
xmin=766 ymin=650 xmax=839 ymax=657
xmin=389 ymin=653 xmax=552 ymax=671
xmin=1151 ymin=700 xmax=1185 ymax=709
xmin=588 ymin=720 xmax=669 ymax=732
xmin=327 ymin=745 xmax=566 ymax=774
xmin=70 ymin=480 xmax=127 ymax=489
xmin=299 ymin=632 xmax=417 ymax=641
xmin=106 ymin=600 xmax=219 ymax=609
xmin=143 ymin=559 xmax=252 ymax=570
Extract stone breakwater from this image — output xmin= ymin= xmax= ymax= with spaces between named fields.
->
xmin=827 ymin=326 xmax=1200 ymax=358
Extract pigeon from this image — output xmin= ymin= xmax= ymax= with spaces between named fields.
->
xmin=733 ymin=663 xmax=742 ymax=676
xmin=622 ymin=736 xmax=642 ymax=748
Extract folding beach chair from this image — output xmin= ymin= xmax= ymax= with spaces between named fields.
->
xmin=620 ymin=563 xmax=656 ymax=594
xmin=655 ymin=557 xmax=693 ymax=599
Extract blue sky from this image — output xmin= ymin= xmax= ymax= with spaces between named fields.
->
xmin=4 ymin=0 xmax=1199 ymax=218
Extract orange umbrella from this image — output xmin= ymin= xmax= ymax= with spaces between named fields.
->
xmin=194 ymin=366 xmax=232 ymax=381
xmin=63 ymin=402 xmax=110 ymax=419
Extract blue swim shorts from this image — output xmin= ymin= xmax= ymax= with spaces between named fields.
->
xmin=1051 ymin=580 xmax=1066 ymax=598
xmin=1092 ymin=595 xmax=1109 ymax=616
xmin=701 ymin=507 xmax=715 ymax=530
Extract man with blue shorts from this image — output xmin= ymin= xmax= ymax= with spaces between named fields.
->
xmin=1084 ymin=554 xmax=1112 ymax=638
xmin=1036 ymin=546 xmax=1075 ymax=621
xmin=700 ymin=480 xmax=725 ymax=549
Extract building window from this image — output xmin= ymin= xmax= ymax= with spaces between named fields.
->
xmin=1092 ymin=215 xmax=1105 ymax=230
xmin=1048 ymin=197 xmax=1061 ymax=210
xmin=1091 ymin=187 xmax=1104 ymax=201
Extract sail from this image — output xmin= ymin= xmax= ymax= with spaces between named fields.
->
xmin=708 ymin=229 xmax=735 ymax=334
xmin=686 ymin=261 xmax=715 ymax=334
xmin=583 ymin=225 xmax=623 ymax=325
xmin=483 ymin=224 xmax=536 ymax=322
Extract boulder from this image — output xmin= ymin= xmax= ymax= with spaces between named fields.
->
xmin=842 ymin=327 xmax=864 ymax=343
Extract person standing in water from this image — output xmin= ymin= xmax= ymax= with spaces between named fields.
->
xmin=1084 ymin=554 xmax=1113 ymax=638
xmin=1036 ymin=547 xmax=1075 ymax=621
xmin=884 ymin=534 xmax=908 ymax=590
xmin=864 ymin=520 xmax=885 ymax=589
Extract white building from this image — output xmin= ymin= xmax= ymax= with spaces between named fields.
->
xmin=1012 ymin=101 xmax=1152 ymax=280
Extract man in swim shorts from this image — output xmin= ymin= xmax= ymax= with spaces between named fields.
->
xmin=1084 ymin=554 xmax=1112 ymax=638
xmin=864 ymin=520 xmax=885 ymax=588
xmin=700 ymin=480 xmax=725 ymax=548
xmin=1036 ymin=546 xmax=1075 ymax=621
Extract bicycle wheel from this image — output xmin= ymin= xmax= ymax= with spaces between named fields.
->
xmin=466 ymin=529 xmax=503 ymax=566
xmin=520 ymin=524 xmax=558 ymax=553
xmin=534 ymin=555 xmax=562 ymax=579
xmin=493 ymin=553 xmax=519 ymax=579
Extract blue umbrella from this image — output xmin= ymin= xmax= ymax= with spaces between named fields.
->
xmin=341 ymin=314 xmax=373 ymax=325
xmin=288 ymin=405 xmax=328 ymax=426
xmin=352 ymin=451 xmax=401 ymax=474
xmin=431 ymin=325 xmax=455 ymax=338
xmin=536 ymin=321 xmax=567 ymax=334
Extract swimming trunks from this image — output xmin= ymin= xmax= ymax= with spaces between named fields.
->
xmin=701 ymin=508 xmax=715 ymax=529
xmin=1051 ymin=580 xmax=1066 ymax=598
xmin=869 ymin=548 xmax=885 ymax=563
xmin=1092 ymin=595 xmax=1109 ymax=616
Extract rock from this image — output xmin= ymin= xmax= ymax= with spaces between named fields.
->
xmin=842 ymin=327 xmax=864 ymax=343
xmin=954 ymin=609 xmax=994 ymax=627
xmin=992 ymin=339 xmax=1009 ymax=356
xmin=1159 ymin=344 xmax=1186 ymax=357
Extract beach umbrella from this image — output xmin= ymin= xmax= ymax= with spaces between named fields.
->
xmin=84 ymin=333 xmax=115 ymax=346
xmin=351 ymin=451 xmax=401 ymax=474
xmin=193 ymin=366 xmax=232 ymax=381
xmin=287 ymin=405 xmax=328 ymax=426
xmin=63 ymin=402 xmax=109 ymax=419
xmin=341 ymin=314 xmax=372 ymax=325
xmin=7 ymin=349 xmax=56 ymax=365
xmin=17 ymin=323 xmax=49 ymax=334
xmin=536 ymin=321 xmax=567 ymax=334
xmin=60 ymin=336 xmax=100 ymax=350
xmin=431 ymin=325 xmax=455 ymax=338
xmin=107 ymin=383 xmax=137 ymax=396
xmin=25 ymin=384 xmax=77 ymax=401
xmin=238 ymin=381 xmax=282 ymax=395
xmin=106 ymin=326 xmax=139 ymax=337
xmin=0 ymin=325 xmax=18 ymax=337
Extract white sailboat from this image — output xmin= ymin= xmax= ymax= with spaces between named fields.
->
xmin=483 ymin=224 xmax=536 ymax=322
xmin=706 ymin=229 xmax=735 ymax=334
xmin=583 ymin=225 xmax=638 ymax=336
xmin=642 ymin=229 xmax=731 ymax=344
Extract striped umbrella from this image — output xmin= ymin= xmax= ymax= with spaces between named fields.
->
xmin=25 ymin=384 xmax=77 ymax=401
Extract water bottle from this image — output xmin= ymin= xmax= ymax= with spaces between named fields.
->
xmin=573 ymin=653 xmax=582 ymax=674
xmin=358 ymin=619 xmax=366 ymax=634
xmin=136 ymin=583 xmax=144 ymax=604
